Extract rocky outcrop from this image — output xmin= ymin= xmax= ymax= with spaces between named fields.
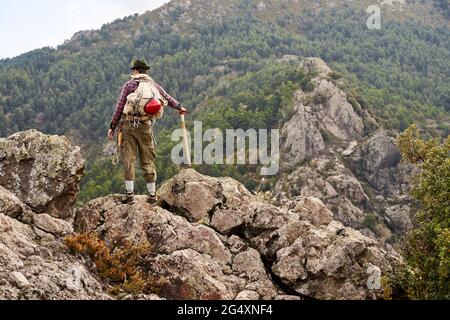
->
xmin=281 ymin=58 xmax=365 ymax=168
xmin=75 ymin=194 xmax=281 ymax=300
xmin=275 ymin=155 xmax=369 ymax=229
xmin=313 ymin=79 xmax=365 ymax=141
xmin=0 ymin=130 xmax=85 ymax=218
xmin=0 ymin=54 xmax=413 ymax=299
xmin=275 ymin=58 xmax=414 ymax=240
xmin=0 ymin=183 xmax=108 ymax=299
xmin=154 ymin=169 xmax=397 ymax=300
xmin=299 ymin=58 xmax=332 ymax=78
xmin=0 ymin=132 xmax=107 ymax=300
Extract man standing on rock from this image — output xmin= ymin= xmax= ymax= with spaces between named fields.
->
xmin=108 ymin=59 xmax=187 ymax=205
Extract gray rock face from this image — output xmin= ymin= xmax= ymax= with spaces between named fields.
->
xmin=299 ymin=57 xmax=332 ymax=78
xmin=342 ymin=141 xmax=358 ymax=157
xmin=0 ymin=185 xmax=73 ymax=239
xmin=0 ymin=186 xmax=25 ymax=219
xmin=157 ymin=169 xmax=254 ymax=232
xmin=281 ymin=79 xmax=364 ymax=169
xmin=384 ymin=205 xmax=413 ymax=233
xmin=274 ymin=158 xmax=369 ymax=229
xmin=349 ymin=131 xmax=414 ymax=195
xmin=282 ymin=58 xmax=364 ymax=169
xmin=314 ymin=79 xmax=365 ymax=141
xmin=281 ymin=58 xmax=364 ymax=170
xmin=275 ymin=60 xmax=414 ymax=241
xmin=286 ymin=197 xmax=334 ymax=227
xmin=31 ymin=213 xmax=74 ymax=238
xmin=0 ymin=130 xmax=85 ymax=218
xmin=282 ymin=102 xmax=325 ymax=167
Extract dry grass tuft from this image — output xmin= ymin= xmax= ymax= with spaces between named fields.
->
xmin=65 ymin=233 xmax=163 ymax=296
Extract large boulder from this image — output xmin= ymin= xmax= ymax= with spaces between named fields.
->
xmin=0 ymin=130 xmax=85 ymax=218
xmin=157 ymin=169 xmax=254 ymax=231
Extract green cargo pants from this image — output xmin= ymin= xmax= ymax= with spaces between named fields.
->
xmin=121 ymin=121 xmax=157 ymax=183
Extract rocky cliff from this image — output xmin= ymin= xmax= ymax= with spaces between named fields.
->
xmin=0 ymin=130 xmax=399 ymax=300
xmin=275 ymin=58 xmax=416 ymax=246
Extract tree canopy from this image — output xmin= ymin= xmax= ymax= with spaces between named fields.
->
xmin=397 ymin=124 xmax=450 ymax=299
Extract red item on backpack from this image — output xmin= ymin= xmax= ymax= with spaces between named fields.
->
xmin=144 ymin=98 xmax=162 ymax=115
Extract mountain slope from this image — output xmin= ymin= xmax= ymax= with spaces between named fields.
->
xmin=0 ymin=0 xmax=448 ymax=136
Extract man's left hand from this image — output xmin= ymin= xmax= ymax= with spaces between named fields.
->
xmin=108 ymin=129 xmax=115 ymax=141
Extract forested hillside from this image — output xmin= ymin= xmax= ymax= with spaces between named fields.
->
xmin=0 ymin=0 xmax=448 ymax=202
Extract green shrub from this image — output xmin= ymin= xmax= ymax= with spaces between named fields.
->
xmin=364 ymin=213 xmax=377 ymax=231
xmin=397 ymin=124 xmax=450 ymax=299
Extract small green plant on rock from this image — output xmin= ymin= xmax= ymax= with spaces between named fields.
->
xmin=364 ymin=213 xmax=378 ymax=231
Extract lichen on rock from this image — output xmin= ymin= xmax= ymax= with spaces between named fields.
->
xmin=0 ymin=130 xmax=85 ymax=218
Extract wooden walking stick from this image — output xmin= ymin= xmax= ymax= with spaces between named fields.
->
xmin=180 ymin=114 xmax=192 ymax=167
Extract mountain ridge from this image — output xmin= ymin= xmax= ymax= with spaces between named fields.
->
xmin=1 ymin=0 xmax=448 ymax=63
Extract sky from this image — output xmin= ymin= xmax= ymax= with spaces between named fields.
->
xmin=0 ymin=0 xmax=170 ymax=59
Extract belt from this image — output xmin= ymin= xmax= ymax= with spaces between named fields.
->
xmin=124 ymin=115 xmax=154 ymax=122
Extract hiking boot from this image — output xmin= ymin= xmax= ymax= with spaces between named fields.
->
xmin=148 ymin=194 xmax=158 ymax=205
xmin=123 ymin=192 xmax=136 ymax=205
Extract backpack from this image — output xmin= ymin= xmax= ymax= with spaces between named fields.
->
xmin=123 ymin=75 xmax=167 ymax=119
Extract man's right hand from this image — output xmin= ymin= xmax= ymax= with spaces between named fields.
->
xmin=108 ymin=129 xmax=115 ymax=141
xmin=178 ymin=107 xmax=188 ymax=115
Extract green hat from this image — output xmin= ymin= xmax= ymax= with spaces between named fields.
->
xmin=131 ymin=59 xmax=150 ymax=70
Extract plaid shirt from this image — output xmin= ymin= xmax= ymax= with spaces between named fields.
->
xmin=110 ymin=79 xmax=181 ymax=130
